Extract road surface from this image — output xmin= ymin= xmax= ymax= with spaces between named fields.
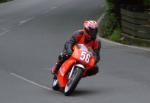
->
xmin=0 ymin=0 xmax=150 ymax=103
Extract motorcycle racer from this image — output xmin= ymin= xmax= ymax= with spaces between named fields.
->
xmin=51 ymin=20 xmax=101 ymax=76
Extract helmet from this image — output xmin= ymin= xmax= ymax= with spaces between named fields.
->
xmin=83 ymin=20 xmax=98 ymax=40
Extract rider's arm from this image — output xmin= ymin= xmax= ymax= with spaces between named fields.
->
xmin=64 ymin=30 xmax=83 ymax=54
xmin=93 ymin=40 xmax=101 ymax=64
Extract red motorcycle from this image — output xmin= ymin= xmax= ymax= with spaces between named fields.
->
xmin=52 ymin=44 xmax=96 ymax=96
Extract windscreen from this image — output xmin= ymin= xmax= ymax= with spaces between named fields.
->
xmin=77 ymin=44 xmax=93 ymax=52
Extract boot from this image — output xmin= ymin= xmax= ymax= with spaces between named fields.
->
xmin=51 ymin=52 xmax=68 ymax=74
xmin=51 ymin=62 xmax=62 ymax=74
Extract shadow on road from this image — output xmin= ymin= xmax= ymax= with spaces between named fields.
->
xmin=72 ymin=87 xmax=113 ymax=96
xmin=73 ymin=89 xmax=99 ymax=96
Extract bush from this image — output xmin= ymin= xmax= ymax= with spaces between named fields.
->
xmin=106 ymin=0 xmax=114 ymax=13
xmin=144 ymin=0 xmax=150 ymax=7
xmin=100 ymin=12 xmax=119 ymax=36
xmin=99 ymin=0 xmax=122 ymax=41
xmin=99 ymin=0 xmax=150 ymax=47
xmin=0 ymin=0 xmax=6 ymax=3
xmin=0 ymin=0 xmax=11 ymax=3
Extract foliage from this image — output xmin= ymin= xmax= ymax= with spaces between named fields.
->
xmin=0 ymin=0 xmax=7 ymax=3
xmin=0 ymin=0 xmax=12 ymax=3
xmin=106 ymin=0 xmax=114 ymax=13
xmin=110 ymin=27 xmax=121 ymax=42
xmin=144 ymin=0 xmax=150 ymax=7
xmin=99 ymin=0 xmax=150 ymax=47
xmin=100 ymin=13 xmax=118 ymax=37
xmin=100 ymin=0 xmax=122 ymax=42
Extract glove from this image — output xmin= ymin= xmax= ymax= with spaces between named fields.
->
xmin=63 ymin=51 xmax=72 ymax=58
xmin=67 ymin=48 xmax=73 ymax=56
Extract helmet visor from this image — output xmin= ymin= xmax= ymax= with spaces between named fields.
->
xmin=89 ymin=27 xmax=98 ymax=36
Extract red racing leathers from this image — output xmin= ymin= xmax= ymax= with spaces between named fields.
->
xmin=54 ymin=29 xmax=101 ymax=76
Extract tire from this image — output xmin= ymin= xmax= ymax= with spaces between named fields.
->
xmin=52 ymin=75 xmax=59 ymax=91
xmin=64 ymin=67 xmax=82 ymax=96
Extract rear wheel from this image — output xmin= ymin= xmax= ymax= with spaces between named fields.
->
xmin=64 ymin=67 xmax=82 ymax=96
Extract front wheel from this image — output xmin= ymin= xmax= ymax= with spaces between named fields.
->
xmin=64 ymin=67 xmax=82 ymax=96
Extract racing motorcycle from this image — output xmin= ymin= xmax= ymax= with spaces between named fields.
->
xmin=52 ymin=44 xmax=96 ymax=96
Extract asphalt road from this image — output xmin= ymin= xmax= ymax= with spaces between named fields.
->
xmin=0 ymin=0 xmax=150 ymax=103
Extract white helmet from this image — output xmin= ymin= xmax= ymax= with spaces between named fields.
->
xmin=83 ymin=20 xmax=98 ymax=40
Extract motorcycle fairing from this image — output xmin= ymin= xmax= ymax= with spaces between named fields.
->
xmin=57 ymin=57 xmax=76 ymax=88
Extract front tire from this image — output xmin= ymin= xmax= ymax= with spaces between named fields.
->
xmin=64 ymin=67 xmax=82 ymax=96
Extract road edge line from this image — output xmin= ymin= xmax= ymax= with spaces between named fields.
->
xmin=10 ymin=73 xmax=51 ymax=90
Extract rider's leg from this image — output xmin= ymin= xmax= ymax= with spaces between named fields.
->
xmin=51 ymin=52 xmax=69 ymax=74
xmin=85 ymin=65 xmax=99 ymax=76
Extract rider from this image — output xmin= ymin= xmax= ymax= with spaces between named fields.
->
xmin=51 ymin=20 xmax=101 ymax=76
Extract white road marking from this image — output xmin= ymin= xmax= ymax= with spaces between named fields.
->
xmin=0 ymin=28 xmax=10 ymax=36
xmin=99 ymin=36 xmax=150 ymax=52
xmin=19 ymin=17 xmax=34 ymax=25
xmin=10 ymin=73 xmax=51 ymax=90
xmin=98 ymin=36 xmax=123 ymax=46
xmin=43 ymin=6 xmax=58 ymax=14
xmin=51 ymin=6 xmax=57 ymax=10
xmin=97 ymin=13 xmax=105 ymax=24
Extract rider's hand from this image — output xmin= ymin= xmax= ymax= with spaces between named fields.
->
xmin=64 ymin=51 xmax=72 ymax=58
xmin=67 ymin=49 xmax=73 ymax=56
xmin=66 ymin=53 xmax=72 ymax=57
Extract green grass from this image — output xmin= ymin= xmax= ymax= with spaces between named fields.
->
xmin=110 ymin=28 xmax=121 ymax=42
